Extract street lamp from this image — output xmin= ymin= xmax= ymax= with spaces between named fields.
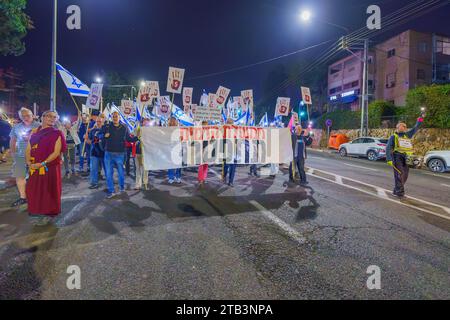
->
xmin=299 ymin=9 xmax=349 ymax=34
xmin=95 ymin=77 xmax=103 ymax=83
xmin=300 ymin=10 xmax=312 ymax=22
xmin=140 ymin=81 xmax=146 ymax=87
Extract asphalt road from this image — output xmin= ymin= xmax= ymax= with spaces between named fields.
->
xmin=0 ymin=153 xmax=449 ymax=300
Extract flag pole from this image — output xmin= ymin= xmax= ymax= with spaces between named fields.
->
xmin=81 ymin=109 xmax=92 ymax=157
xmin=69 ymin=94 xmax=81 ymax=114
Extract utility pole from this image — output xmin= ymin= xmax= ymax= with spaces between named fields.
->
xmin=360 ymin=39 xmax=369 ymax=137
xmin=50 ymin=0 xmax=58 ymax=112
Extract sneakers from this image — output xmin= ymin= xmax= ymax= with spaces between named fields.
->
xmin=228 ymin=182 xmax=234 ymax=187
xmin=175 ymin=178 xmax=182 ymax=184
xmin=106 ymin=193 xmax=116 ymax=199
xmin=11 ymin=198 xmax=27 ymax=207
xmin=168 ymin=179 xmax=175 ymax=184
xmin=89 ymin=184 xmax=99 ymax=189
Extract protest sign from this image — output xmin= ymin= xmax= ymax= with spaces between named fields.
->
xmin=166 ymin=67 xmax=185 ymax=94
xmin=215 ymin=86 xmax=230 ymax=108
xmin=85 ymin=83 xmax=103 ymax=110
xmin=275 ymin=97 xmax=290 ymax=117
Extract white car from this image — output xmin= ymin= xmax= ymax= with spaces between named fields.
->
xmin=339 ymin=137 xmax=388 ymax=161
xmin=424 ymin=151 xmax=450 ymax=173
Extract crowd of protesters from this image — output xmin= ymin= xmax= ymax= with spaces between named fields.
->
xmin=0 ymin=106 xmax=314 ymax=226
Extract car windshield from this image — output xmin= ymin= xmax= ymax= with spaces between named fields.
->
xmin=378 ymin=139 xmax=388 ymax=144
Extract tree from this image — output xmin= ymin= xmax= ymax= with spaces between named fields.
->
xmin=0 ymin=0 xmax=33 ymax=56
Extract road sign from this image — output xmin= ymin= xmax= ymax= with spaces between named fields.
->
xmin=326 ymin=119 xmax=333 ymax=127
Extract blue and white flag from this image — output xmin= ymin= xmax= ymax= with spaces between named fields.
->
xmin=110 ymin=104 xmax=135 ymax=132
xmin=221 ymin=107 xmax=227 ymax=123
xmin=56 ymin=63 xmax=90 ymax=97
xmin=259 ymin=113 xmax=269 ymax=127
xmin=172 ymin=103 xmax=195 ymax=127
xmin=233 ymin=110 xmax=248 ymax=125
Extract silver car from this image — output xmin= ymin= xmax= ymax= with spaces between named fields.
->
xmin=424 ymin=151 xmax=450 ymax=173
xmin=339 ymin=137 xmax=388 ymax=161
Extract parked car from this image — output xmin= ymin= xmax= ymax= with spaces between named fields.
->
xmin=339 ymin=137 xmax=388 ymax=161
xmin=424 ymin=151 xmax=450 ymax=173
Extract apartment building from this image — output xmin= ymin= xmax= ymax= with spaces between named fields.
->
xmin=327 ymin=30 xmax=450 ymax=109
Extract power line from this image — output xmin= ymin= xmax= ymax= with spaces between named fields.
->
xmin=186 ymin=39 xmax=336 ymax=81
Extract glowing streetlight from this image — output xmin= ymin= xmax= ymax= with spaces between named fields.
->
xmin=300 ymin=10 xmax=312 ymax=22
xmin=95 ymin=77 xmax=103 ymax=83
xmin=140 ymin=81 xmax=146 ymax=87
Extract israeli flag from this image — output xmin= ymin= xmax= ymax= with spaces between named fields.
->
xmin=221 ymin=107 xmax=227 ymax=123
xmin=259 ymin=113 xmax=269 ymax=127
xmin=171 ymin=103 xmax=195 ymax=127
xmin=234 ymin=110 xmax=248 ymax=125
xmin=110 ymin=104 xmax=135 ymax=132
xmin=56 ymin=63 xmax=90 ymax=97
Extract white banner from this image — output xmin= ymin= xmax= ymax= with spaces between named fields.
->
xmin=275 ymin=97 xmax=290 ymax=117
xmin=215 ymin=86 xmax=230 ymax=108
xmin=85 ymin=83 xmax=103 ymax=110
xmin=141 ymin=125 xmax=293 ymax=170
xmin=167 ymin=67 xmax=185 ymax=94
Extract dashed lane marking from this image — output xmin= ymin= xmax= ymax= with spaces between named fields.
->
xmin=307 ymin=166 xmax=450 ymax=221
xmin=249 ymin=200 xmax=306 ymax=245
xmin=343 ymin=163 xmax=380 ymax=172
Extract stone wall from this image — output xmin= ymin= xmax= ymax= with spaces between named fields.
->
xmin=310 ymin=128 xmax=450 ymax=156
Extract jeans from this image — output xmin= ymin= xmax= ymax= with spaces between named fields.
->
xmin=104 ymin=151 xmax=125 ymax=194
xmin=90 ymin=156 xmax=104 ymax=186
xmin=168 ymin=168 xmax=181 ymax=180
xmin=78 ymin=143 xmax=91 ymax=171
xmin=224 ymin=163 xmax=237 ymax=184
xmin=63 ymin=145 xmax=76 ymax=173
xmin=249 ymin=164 xmax=257 ymax=175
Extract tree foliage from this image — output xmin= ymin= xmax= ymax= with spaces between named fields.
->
xmin=0 ymin=0 xmax=33 ymax=56
xmin=405 ymin=84 xmax=450 ymax=129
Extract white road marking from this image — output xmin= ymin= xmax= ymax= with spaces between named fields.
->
xmin=250 ymin=200 xmax=306 ymax=245
xmin=441 ymin=183 xmax=450 ymax=188
xmin=307 ymin=167 xmax=450 ymax=221
xmin=343 ymin=163 xmax=379 ymax=172
xmin=308 ymin=156 xmax=326 ymax=161
xmin=422 ymin=172 xmax=450 ymax=180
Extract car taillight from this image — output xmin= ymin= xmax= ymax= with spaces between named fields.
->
xmin=377 ymin=144 xmax=386 ymax=147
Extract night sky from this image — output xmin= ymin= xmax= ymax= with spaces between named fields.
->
xmin=2 ymin=0 xmax=450 ymax=112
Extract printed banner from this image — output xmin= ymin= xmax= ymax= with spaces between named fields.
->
xmin=141 ymin=125 xmax=293 ymax=170
xmin=275 ymin=97 xmax=290 ymax=117
xmin=166 ymin=67 xmax=185 ymax=94
xmin=85 ymin=83 xmax=103 ymax=110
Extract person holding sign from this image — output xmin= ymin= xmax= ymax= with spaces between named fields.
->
xmin=289 ymin=124 xmax=313 ymax=185
xmin=134 ymin=117 xmax=151 ymax=191
xmin=386 ymin=114 xmax=424 ymax=198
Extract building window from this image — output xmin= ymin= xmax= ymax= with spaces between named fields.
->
xmin=368 ymin=56 xmax=374 ymax=64
xmin=343 ymin=82 xmax=352 ymax=90
xmin=386 ymin=72 xmax=396 ymax=88
xmin=344 ymin=57 xmax=358 ymax=69
xmin=351 ymin=80 xmax=359 ymax=88
xmin=329 ymin=86 xmax=342 ymax=95
xmin=330 ymin=64 xmax=342 ymax=75
xmin=368 ymin=80 xmax=374 ymax=89
xmin=418 ymin=42 xmax=427 ymax=53
xmin=387 ymin=49 xmax=396 ymax=58
xmin=417 ymin=69 xmax=426 ymax=80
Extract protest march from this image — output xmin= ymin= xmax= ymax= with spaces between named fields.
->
xmin=4 ymin=64 xmax=313 ymax=226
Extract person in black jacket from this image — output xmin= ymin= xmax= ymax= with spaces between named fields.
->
xmin=88 ymin=116 xmax=106 ymax=189
xmin=289 ymin=124 xmax=313 ymax=185
xmin=102 ymin=111 xmax=135 ymax=198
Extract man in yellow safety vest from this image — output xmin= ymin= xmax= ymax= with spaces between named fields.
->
xmin=385 ymin=115 xmax=424 ymax=197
